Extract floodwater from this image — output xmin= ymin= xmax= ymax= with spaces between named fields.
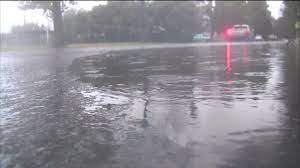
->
xmin=1 ymin=42 xmax=300 ymax=168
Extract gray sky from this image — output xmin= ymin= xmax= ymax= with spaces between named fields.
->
xmin=0 ymin=1 xmax=283 ymax=33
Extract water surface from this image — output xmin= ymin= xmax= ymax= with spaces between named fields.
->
xmin=1 ymin=43 xmax=300 ymax=168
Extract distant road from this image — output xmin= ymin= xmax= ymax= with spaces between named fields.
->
xmin=69 ymin=40 xmax=287 ymax=51
xmin=1 ymin=40 xmax=287 ymax=57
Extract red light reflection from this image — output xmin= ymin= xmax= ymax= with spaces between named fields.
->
xmin=226 ymin=42 xmax=232 ymax=73
xmin=226 ymin=29 xmax=231 ymax=36
xmin=226 ymin=42 xmax=232 ymax=85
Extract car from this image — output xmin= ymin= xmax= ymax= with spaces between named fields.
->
xmin=254 ymin=35 xmax=263 ymax=41
xmin=268 ymin=34 xmax=277 ymax=41
xmin=193 ymin=32 xmax=211 ymax=42
xmin=224 ymin=24 xmax=251 ymax=41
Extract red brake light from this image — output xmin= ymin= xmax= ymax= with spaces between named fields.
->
xmin=226 ymin=29 xmax=232 ymax=35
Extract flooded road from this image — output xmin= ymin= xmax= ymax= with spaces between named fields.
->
xmin=1 ymin=42 xmax=300 ymax=168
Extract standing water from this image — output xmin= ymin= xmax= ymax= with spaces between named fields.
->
xmin=1 ymin=43 xmax=300 ymax=168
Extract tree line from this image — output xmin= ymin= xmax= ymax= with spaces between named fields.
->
xmin=273 ymin=1 xmax=300 ymax=39
xmin=63 ymin=1 xmax=275 ymax=43
xmin=17 ymin=1 xmax=298 ymax=47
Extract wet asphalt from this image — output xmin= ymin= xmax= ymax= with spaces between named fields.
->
xmin=1 ymin=41 xmax=300 ymax=168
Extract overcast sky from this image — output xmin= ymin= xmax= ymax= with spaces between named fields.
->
xmin=0 ymin=1 xmax=283 ymax=33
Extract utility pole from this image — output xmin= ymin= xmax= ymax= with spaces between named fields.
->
xmin=23 ymin=10 xmax=26 ymax=44
xmin=208 ymin=1 xmax=214 ymax=40
xmin=140 ymin=0 xmax=146 ymax=42
xmin=46 ymin=17 xmax=50 ymax=47
xmin=23 ymin=10 xmax=26 ymax=26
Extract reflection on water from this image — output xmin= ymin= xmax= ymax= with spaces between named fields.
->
xmin=68 ymin=43 xmax=300 ymax=167
xmin=1 ymin=43 xmax=300 ymax=168
xmin=226 ymin=42 xmax=232 ymax=85
xmin=226 ymin=42 xmax=232 ymax=73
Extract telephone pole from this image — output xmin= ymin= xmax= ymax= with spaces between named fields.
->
xmin=140 ymin=0 xmax=146 ymax=42
xmin=23 ymin=10 xmax=26 ymax=43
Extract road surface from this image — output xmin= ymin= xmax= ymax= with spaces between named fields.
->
xmin=1 ymin=41 xmax=300 ymax=168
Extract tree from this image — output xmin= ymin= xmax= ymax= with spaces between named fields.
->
xmin=34 ymin=1 xmax=208 ymax=43
xmin=214 ymin=1 xmax=248 ymax=33
xmin=64 ymin=10 xmax=91 ymax=43
xmin=206 ymin=1 xmax=215 ymax=39
xmin=89 ymin=1 xmax=142 ymax=42
xmin=10 ymin=23 xmax=47 ymax=45
xmin=18 ymin=1 xmax=75 ymax=47
xmin=211 ymin=1 xmax=273 ymax=39
xmin=245 ymin=1 xmax=272 ymax=39
xmin=149 ymin=1 xmax=206 ymax=42
xmin=275 ymin=1 xmax=300 ymax=38
xmin=11 ymin=23 xmax=44 ymax=33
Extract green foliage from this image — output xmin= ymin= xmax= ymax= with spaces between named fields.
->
xmin=212 ymin=1 xmax=272 ymax=38
xmin=18 ymin=1 xmax=75 ymax=13
xmin=18 ymin=1 xmax=76 ymax=47
xmin=274 ymin=1 xmax=300 ymax=38
xmin=245 ymin=1 xmax=272 ymax=38
xmin=214 ymin=1 xmax=248 ymax=32
xmin=11 ymin=23 xmax=45 ymax=33
xmin=20 ymin=1 xmax=274 ymax=44
xmin=63 ymin=10 xmax=91 ymax=43
xmin=63 ymin=1 xmax=207 ymax=43
xmin=18 ymin=1 xmax=52 ymax=12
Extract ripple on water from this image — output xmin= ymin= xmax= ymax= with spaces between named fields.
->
xmin=42 ymin=45 xmax=300 ymax=166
